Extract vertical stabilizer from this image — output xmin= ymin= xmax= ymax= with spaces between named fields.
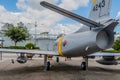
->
xmin=89 ymin=0 xmax=112 ymax=23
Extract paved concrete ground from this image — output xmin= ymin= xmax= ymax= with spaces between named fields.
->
xmin=0 ymin=53 xmax=120 ymax=80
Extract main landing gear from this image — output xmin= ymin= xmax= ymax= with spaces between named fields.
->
xmin=81 ymin=56 xmax=88 ymax=71
xmin=44 ymin=55 xmax=51 ymax=71
xmin=43 ymin=55 xmax=89 ymax=71
xmin=44 ymin=55 xmax=60 ymax=71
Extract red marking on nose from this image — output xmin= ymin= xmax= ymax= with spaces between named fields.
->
xmin=63 ymin=40 xmax=67 ymax=46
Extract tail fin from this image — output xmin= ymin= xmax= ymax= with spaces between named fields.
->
xmin=89 ymin=0 xmax=112 ymax=23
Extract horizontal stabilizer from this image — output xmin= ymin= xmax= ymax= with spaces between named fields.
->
xmin=40 ymin=1 xmax=103 ymax=27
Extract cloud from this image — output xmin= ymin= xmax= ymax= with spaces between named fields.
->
xmin=27 ymin=0 xmax=58 ymax=11
xmin=0 ymin=5 xmax=6 ymax=12
xmin=0 ymin=0 xmax=89 ymax=34
xmin=16 ymin=0 xmax=27 ymax=10
xmin=59 ymin=0 xmax=89 ymax=10
xmin=116 ymin=12 xmax=120 ymax=19
xmin=49 ymin=23 xmax=82 ymax=34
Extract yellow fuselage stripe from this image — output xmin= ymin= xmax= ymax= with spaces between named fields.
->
xmin=58 ymin=36 xmax=64 ymax=56
xmin=93 ymin=0 xmax=97 ymax=3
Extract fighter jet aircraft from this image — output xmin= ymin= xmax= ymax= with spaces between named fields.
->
xmin=0 ymin=0 xmax=120 ymax=71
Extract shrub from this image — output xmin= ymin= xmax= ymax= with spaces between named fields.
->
xmin=25 ymin=43 xmax=35 ymax=49
xmin=8 ymin=43 xmax=40 ymax=50
xmin=102 ymin=50 xmax=120 ymax=53
xmin=112 ymin=37 xmax=120 ymax=51
xmin=9 ymin=46 xmax=25 ymax=49
xmin=117 ymin=57 xmax=120 ymax=60
xmin=34 ymin=47 xmax=40 ymax=49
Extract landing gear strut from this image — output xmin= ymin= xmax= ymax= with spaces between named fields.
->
xmin=81 ymin=56 xmax=88 ymax=70
xmin=56 ymin=56 xmax=59 ymax=63
xmin=44 ymin=55 xmax=51 ymax=71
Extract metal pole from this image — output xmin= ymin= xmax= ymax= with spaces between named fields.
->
xmin=0 ymin=40 xmax=3 ymax=60
xmin=44 ymin=55 xmax=48 ymax=71
xmin=0 ymin=22 xmax=5 ymax=60
xmin=0 ymin=32 xmax=3 ymax=60
xmin=35 ymin=21 xmax=37 ymax=46
xmin=0 ymin=52 xmax=2 ymax=60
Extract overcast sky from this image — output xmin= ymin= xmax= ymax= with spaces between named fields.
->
xmin=0 ymin=0 xmax=120 ymax=34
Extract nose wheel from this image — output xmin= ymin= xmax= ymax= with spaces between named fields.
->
xmin=56 ymin=56 xmax=59 ymax=63
xmin=81 ymin=62 xmax=87 ymax=70
xmin=81 ymin=56 xmax=88 ymax=70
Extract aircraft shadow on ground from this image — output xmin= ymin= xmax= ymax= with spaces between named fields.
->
xmin=0 ymin=62 xmax=120 ymax=76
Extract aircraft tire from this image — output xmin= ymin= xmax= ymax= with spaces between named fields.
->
xmin=46 ymin=61 xmax=50 ymax=71
xmin=56 ymin=57 xmax=59 ymax=63
xmin=81 ymin=62 xmax=86 ymax=70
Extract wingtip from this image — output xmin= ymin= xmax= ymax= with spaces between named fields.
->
xmin=40 ymin=1 xmax=46 ymax=6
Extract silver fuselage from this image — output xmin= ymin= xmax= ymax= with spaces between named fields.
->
xmin=54 ymin=28 xmax=114 ymax=57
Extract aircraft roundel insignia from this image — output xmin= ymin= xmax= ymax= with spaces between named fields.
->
xmin=63 ymin=40 xmax=67 ymax=47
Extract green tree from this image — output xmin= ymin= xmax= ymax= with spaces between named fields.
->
xmin=112 ymin=37 xmax=120 ymax=51
xmin=4 ymin=25 xmax=29 ymax=46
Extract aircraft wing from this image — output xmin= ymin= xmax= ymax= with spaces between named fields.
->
xmin=0 ymin=48 xmax=59 ymax=56
xmin=89 ymin=52 xmax=120 ymax=56
xmin=40 ymin=1 xmax=104 ymax=27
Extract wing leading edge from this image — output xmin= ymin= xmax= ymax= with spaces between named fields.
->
xmin=0 ymin=48 xmax=59 ymax=56
xmin=40 ymin=1 xmax=104 ymax=28
xmin=89 ymin=52 xmax=120 ymax=56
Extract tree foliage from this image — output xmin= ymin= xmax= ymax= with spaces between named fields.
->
xmin=112 ymin=37 xmax=120 ymax=51
xmin=4 ymin=25 xmax=29 ymax=46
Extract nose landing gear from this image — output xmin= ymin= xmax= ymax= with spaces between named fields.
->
xmin=81 ymin=56 xmax=88 ymax=71
xmin=81 ymin=62 xmax=87 ymax=70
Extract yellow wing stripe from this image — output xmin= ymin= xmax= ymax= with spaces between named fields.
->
xmin=58 ymin=36 xmax=64 ymax=56
xmin=93 ymin=0 xmax=97 ymax=3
